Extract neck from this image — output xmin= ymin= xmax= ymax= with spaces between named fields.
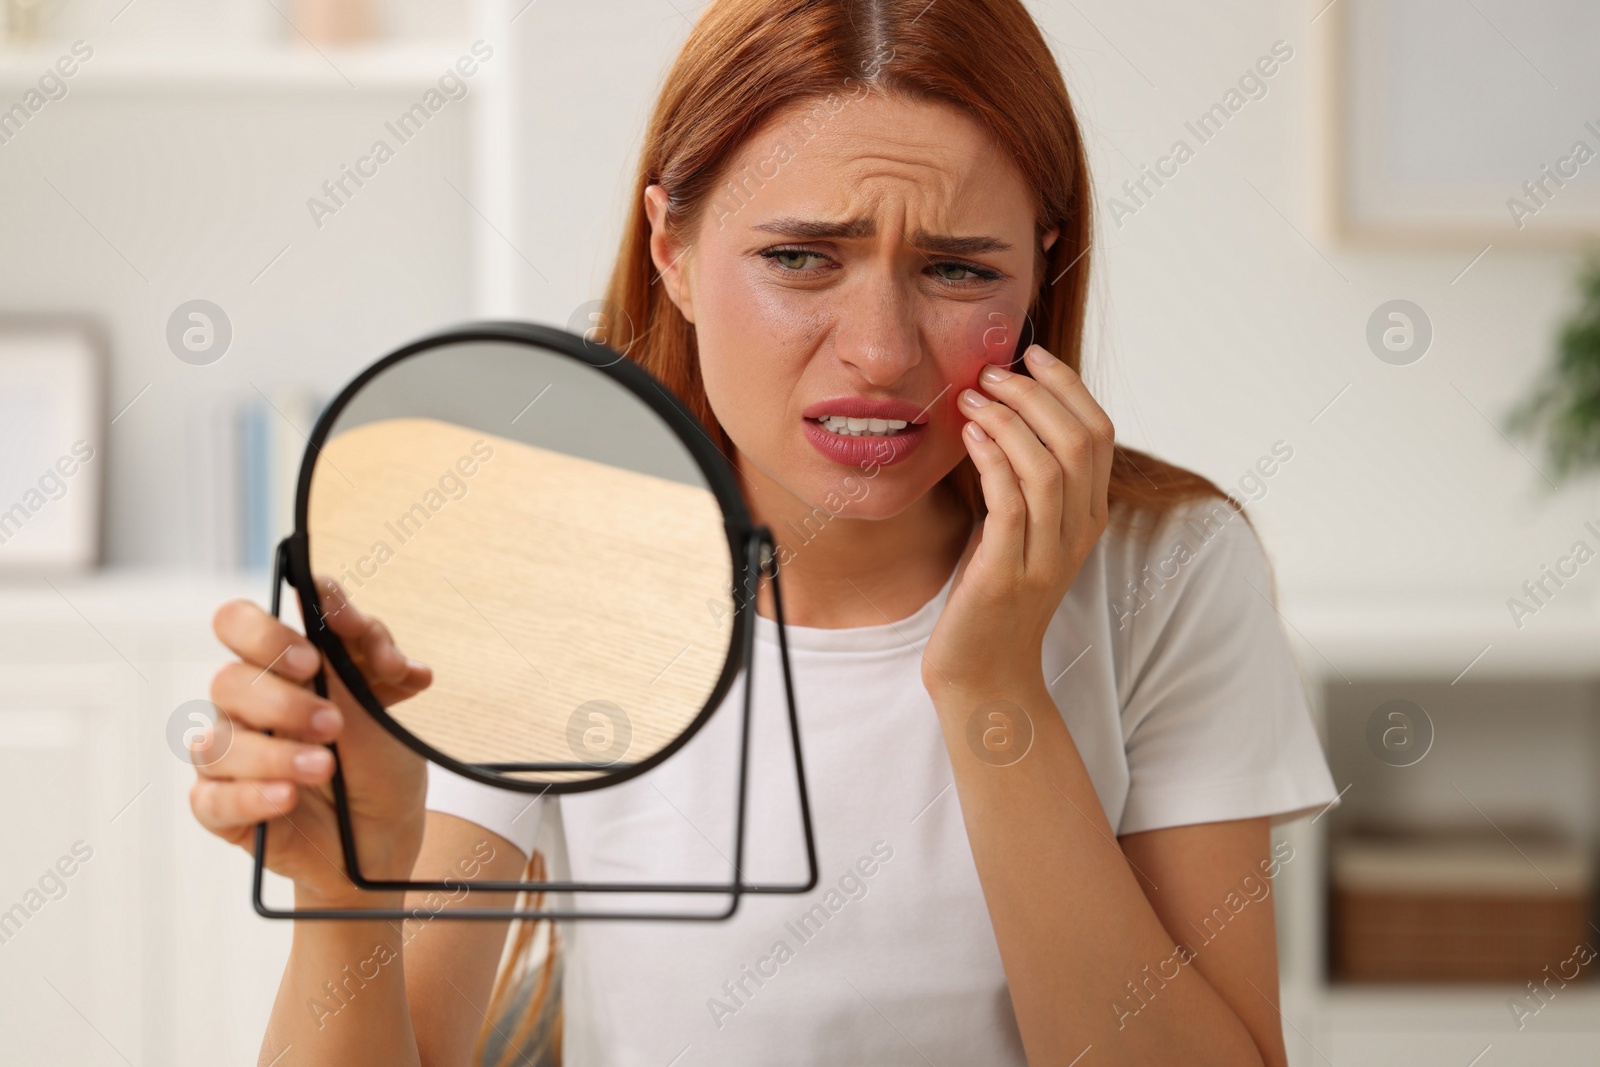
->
xmin=739 ymin=455 xmax=972 ymax=629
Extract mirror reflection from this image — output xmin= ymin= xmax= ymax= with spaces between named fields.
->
xmin=305 ymin=341 xmax=735 ymax=786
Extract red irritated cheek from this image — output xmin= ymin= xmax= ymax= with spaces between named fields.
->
xmin=941 ymin=299 xmax=1031 ymax=417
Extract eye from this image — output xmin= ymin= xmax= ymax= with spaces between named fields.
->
xmin=760 ymin=246 xmax=832 ymax=272
xmin=929 ymin=260 xmax=1002 ymax=284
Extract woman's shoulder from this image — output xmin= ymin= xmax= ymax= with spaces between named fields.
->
xmin=1062 ymin=492 xmax=1279 ymax=664
xmin=1099 ymin=493 xmax=1264 ymax=589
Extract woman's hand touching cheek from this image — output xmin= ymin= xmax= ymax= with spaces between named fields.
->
xmin=922 ymin=344 xmax=1114 ymax=700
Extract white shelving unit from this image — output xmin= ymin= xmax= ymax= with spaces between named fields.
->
xmin=1282 ymin=598 xmax=1600 ymax=682
xmin=0 ymin=0 xmax=523 ymax=569
xmin=0 ymin=3 xmax=521 ymax=1060
xmin=1277 ymin=599 xmax=1600 ymax=1066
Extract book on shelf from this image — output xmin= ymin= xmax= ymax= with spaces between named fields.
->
xmin=188 ymin=386 xmax=326 ymax=573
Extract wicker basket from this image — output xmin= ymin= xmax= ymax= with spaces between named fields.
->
xmin=1330 ymin=829 xmax=1595 ymax=983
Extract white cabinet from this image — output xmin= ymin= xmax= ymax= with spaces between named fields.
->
xmin=0 ymin=573 xmax=289 ymax=1067
xmin=1280 ymin=598 xmax=1600 ymax=1067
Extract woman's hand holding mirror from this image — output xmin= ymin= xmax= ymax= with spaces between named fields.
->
xmin=216 ymin=325 xmax=770 ymax=922
xmin=192 ymin=577 xmax=432 ymax=907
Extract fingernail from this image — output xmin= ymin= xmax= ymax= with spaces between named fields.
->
xmin=310 ymin=706 xmax=342 ymax=737
xmin=979 ymin=364 xmax=1012 ymax=384
xmin=261 ymin=782 xmax=293 ymax=806
xmin=960 ymin=388 xmax=990 ymax=407
xmin=286 ymin=644 xmax=319 ymax=675
xmin=294 ymin=748 xmax=333 ymax=775
xmin=1024 ymin=344 xmax=1057 ymax=366
xmin=405 ymin=656 xmax=429 ymax=674
xmin=965 ymin=421 xmax=988 ymax=441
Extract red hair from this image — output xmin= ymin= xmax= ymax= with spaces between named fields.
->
xmin=483 ymin=1 xmax=1237 ymax=1058
xmin=599 ymin=0 xmax=1235 ymax=532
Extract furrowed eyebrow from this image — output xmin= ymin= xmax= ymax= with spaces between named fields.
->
xmin=915 ymin=231 xmax=1013 ymax=256
xmin=752 ymin=216 xmax=876 ymax=240
xmin=751 ymin=216 xmax=1013 ymax=255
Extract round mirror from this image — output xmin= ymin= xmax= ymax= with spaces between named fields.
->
xmin=290 ymin=323 xmax=750 ymax=792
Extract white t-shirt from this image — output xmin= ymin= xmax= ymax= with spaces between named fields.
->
xmin=425 ymin=496 xmax=1340 ymax=1066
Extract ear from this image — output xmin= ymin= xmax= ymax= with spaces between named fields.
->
xmin=1040 ymin=223 xmax=1060 ymax=255
xmin=644 ymin=183 xmax=695 ymax=324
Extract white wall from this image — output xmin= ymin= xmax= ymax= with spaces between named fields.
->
xmin=503 ymin=0 xmax=1600 ymax=614
xmin=1037 ymin=0 xmax=1598 ymax=609
xmin=7 ymin=0 xmax=1593 ymax=608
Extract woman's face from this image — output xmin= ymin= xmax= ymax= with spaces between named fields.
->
xmin=647 ymin=90 xmax=1057 ymax=521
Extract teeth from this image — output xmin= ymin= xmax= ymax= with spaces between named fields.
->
xmin=818 ymin=415 xmax=910 ymax=436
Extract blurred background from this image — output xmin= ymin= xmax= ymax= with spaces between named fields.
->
xmin=1 ymin=0 xmax=1598 ymax=1063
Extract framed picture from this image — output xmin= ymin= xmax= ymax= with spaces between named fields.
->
xmin=0 ymin=323 xmax=104 ymax=571
xmin=1318 ymin=0 xmax=1600 ymax=247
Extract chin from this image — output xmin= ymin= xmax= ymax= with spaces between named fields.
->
xmin=790 ymin=447 xmax=956 ymax=523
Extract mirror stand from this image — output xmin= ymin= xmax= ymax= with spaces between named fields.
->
xmin=252 ymin=528 xmax=820 ymax=922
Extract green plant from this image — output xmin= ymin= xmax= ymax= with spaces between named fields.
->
xmin=1507 ymin=254 xmax=1600 ymax=483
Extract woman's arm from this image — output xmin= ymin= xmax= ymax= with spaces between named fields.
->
xmin=1120 ymin=818 xmax=1289 ymax=1064
xmin=923 ymin=344 xmax=1285 ymax=1064
xmin=947 ymin=685 xmax=1289 ymax=1065
xmin=195 ymin=594 xmax=527 ymax=1066
xmin=928 ymin=682 xmax=1280 ymax=1066
xmin=257 ymin=815 xmax=528 ymax=1067
xmin=404 ymin=814 xmax=531 ymax=1065
xmin=261 ymin=886 xmax=419 ymax=1065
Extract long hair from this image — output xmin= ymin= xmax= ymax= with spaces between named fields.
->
xmin=481 ymin=0 xmax=1239 ymax=1059
xmin=600 ymin=0 xmax=1237 ymax=531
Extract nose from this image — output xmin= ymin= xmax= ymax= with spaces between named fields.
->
xmin=832 ymin=276 xmax=921 ymax=387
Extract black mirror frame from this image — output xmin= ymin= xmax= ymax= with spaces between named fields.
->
xmin=286 ymin=319 xmax=754 ymax=796
xmin=251 ymin=320 xmax=819 ymax=922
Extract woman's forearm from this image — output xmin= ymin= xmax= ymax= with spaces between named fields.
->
xmin=260 ymin=890 xmax=421 ymax=1067
xmin=930 ymin=679 xmax=1264 ymax=1067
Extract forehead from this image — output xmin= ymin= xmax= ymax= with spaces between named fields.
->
xmin=711 ymin=90 xmax=1036 ymax=234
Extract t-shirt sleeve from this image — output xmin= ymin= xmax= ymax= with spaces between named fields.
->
xmin=424 ymin=761 xmax=547 ymax=858
xmin=1114 ymin=499 xmax=1341 ymax=836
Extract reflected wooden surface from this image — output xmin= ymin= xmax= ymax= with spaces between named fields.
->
xmin=307 ymin=416 xmax=735 ymax=783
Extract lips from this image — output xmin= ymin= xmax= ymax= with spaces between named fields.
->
xmin=800 ymin=396 xmax=932 ymax=423
xmin=800 ymin=395 xmax=935 ymax=468
xmin=803 ymin=417 xmax=927 ymax=466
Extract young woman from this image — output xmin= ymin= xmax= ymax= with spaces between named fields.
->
xmin=192 ymin=1 xmax=1338 ymax=1064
